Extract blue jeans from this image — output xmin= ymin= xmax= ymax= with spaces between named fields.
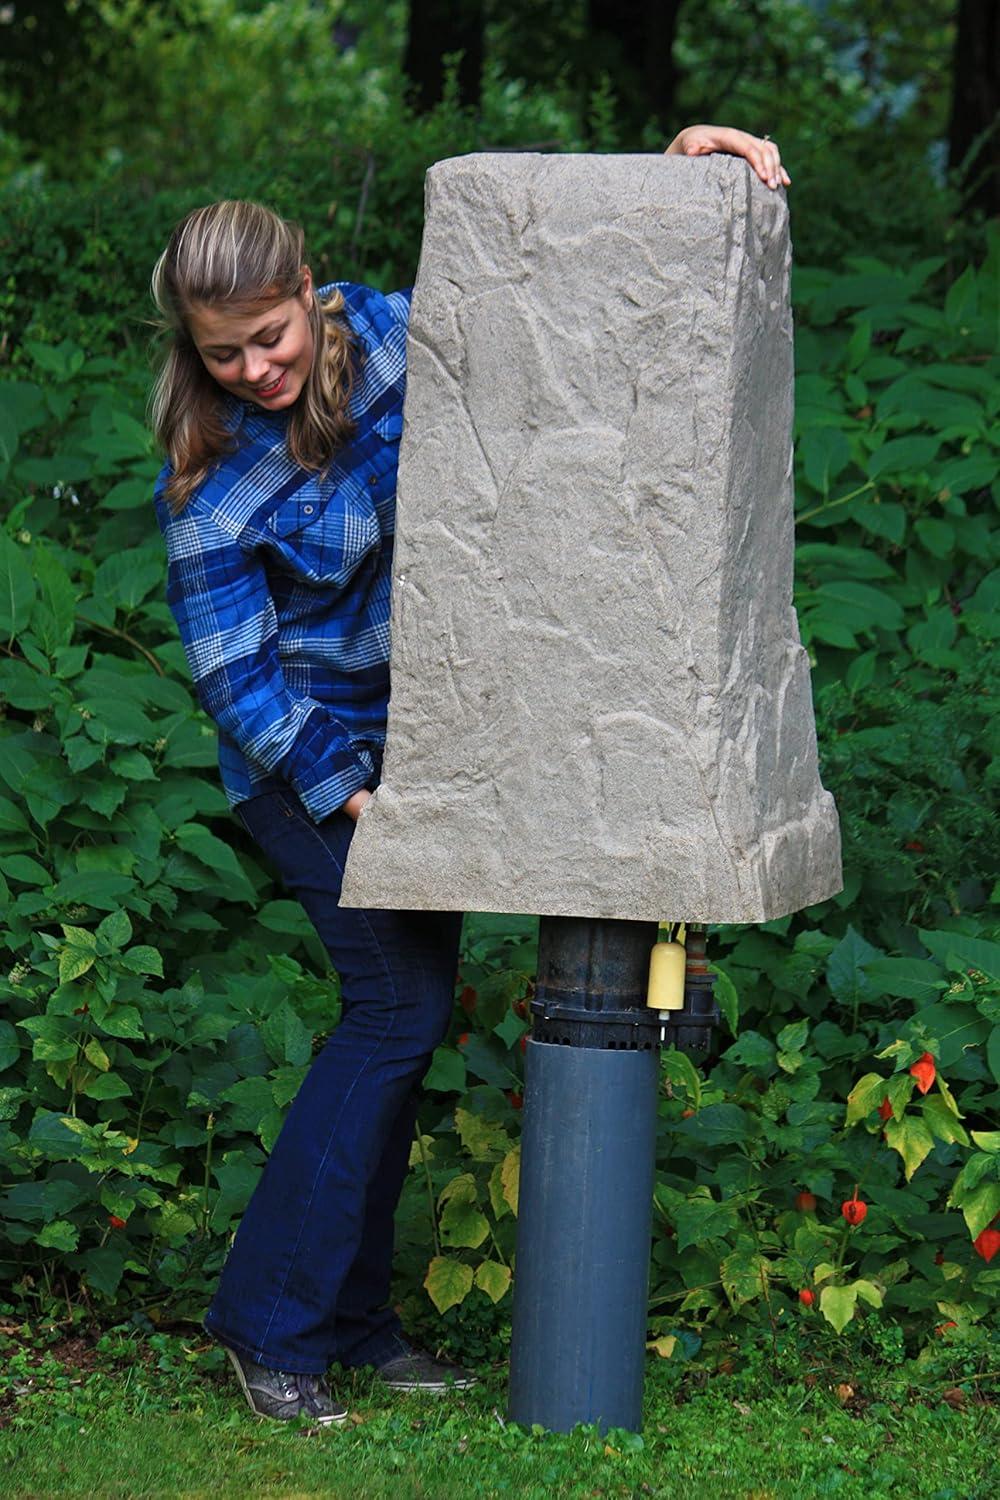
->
xmin=203 ymin=787 xmax=463 ymax=1375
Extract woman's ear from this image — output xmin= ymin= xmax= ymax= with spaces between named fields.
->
xmin=300 ymin=265 xmax=314 ymax=309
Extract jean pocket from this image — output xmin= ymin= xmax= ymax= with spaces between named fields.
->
xmin=274 ymin=790 xmax=304 ymax=822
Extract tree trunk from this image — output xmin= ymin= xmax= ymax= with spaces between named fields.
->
xmin=947 ymin=0 xmax=1000 ymax=219
xmin=586 ymin=0 xmax=685 ymax=133
xmin=403 ymin=0 xmax=485 ymax=113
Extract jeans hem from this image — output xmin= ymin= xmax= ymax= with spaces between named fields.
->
xmin=204 ymin=1311 xmax=330 ymax=1377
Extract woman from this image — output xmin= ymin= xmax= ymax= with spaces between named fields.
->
xmin=151 ymin=124 xmax=788 ymax=1425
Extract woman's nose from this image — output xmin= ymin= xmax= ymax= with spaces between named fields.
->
xmin=244 ymin=352 xmax=270 ymax=384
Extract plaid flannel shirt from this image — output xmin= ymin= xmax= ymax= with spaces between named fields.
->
xmin=153 ymin=282 xmax=411 ymax=822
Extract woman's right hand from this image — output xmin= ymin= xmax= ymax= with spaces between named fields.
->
xmin=342 ymin=788 xmax=373 ymax=821
xmin=665 ymin=124 xmax=790 ymax=191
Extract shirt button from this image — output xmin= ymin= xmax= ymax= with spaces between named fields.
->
xmin=369 ymin=475 xmax=377 ymax=486
xmin=303 ymin=504 xmax=314 ymax=514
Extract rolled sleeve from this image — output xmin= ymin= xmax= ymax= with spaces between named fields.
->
xmin=164 ymin=505 xmax=372 ymax=820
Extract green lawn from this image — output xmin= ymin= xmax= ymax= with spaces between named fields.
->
xmin=1 ymin=1327 xmax=997 ymax=1499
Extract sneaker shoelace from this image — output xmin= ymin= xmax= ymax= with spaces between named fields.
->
xmin=296 ymin=1373 xmax=333 ymax=1415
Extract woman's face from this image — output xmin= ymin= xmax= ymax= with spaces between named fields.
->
xmin=187 ymin=268 xmax=315 ymax=411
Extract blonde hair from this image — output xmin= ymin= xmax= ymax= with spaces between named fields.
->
xmin=150 ymin=200 xmax=356 ymax=512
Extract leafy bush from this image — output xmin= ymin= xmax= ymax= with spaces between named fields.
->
xmin=0 ymin=200 xmax=997 ymax=1358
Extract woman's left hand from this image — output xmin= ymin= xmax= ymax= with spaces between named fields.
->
xmin=665 ymin=124 xmax=790 ymax=191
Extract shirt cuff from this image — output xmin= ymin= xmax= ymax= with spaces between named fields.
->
xmin=294 ymin=747 xmax=376 ymax=823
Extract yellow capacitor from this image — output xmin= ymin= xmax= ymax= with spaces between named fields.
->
xmin=647 ymin=940 xmax=686 ymax=1010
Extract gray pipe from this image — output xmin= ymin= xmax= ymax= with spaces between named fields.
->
xmin=508 ymin=1038 xmax=659 ymax=1433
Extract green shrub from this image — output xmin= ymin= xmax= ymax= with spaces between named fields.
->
xmin=0 ymin=209 xmax=996 ymax=1356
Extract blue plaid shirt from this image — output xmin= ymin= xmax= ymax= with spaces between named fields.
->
xmin=153 ymin=282 xmax=411 ymax=822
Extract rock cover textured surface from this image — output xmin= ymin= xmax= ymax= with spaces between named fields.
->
xmin=340 ymin=152 xmax=842 ymax=922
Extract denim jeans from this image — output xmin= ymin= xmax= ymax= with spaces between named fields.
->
xmin=203 ymin=786 xmax=463 ymax=1375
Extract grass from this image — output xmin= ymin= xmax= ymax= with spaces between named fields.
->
xmin=1 ymin=1322 xmax=998 ymax=1499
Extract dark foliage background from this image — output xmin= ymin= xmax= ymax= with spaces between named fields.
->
xmin=0 ymin=0 xmax=997 ymax=1361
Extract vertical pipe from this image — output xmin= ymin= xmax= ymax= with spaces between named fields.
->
xmin=508 ymin=916 xmax=660 ymax=1434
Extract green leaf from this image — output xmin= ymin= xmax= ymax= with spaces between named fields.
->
xmin=91 ymin=552 xmax=162 ymax=611
xmin=493 ymin=1007 xmax=528 ymax=1050
xmin=80 ymin=1246 xmax=126 ymax=1298
xmin=100 ymin=477 xmax=153 ymax=511
xmin=474 ymin=1259 xmax=512 ymax=1304
xmin=908 ymin=1003 xmax=989 ymax=1068
xmin=819 ymin=1282 xmax=858 ymax=1334
xmin=921 ymin=1096 xmax=969 ymax=1147
xmin=438 ymin=1172 xmax=476 ymax=1210
xmin=0 ymin=794 xmax=30 ymax=834
xmin=914 ymin=518 xmax=955 ymax=560
xmin=439 ymin=1196 xmax=490 ymax=1250
xmin=84 ymin=1037 xmax=111 ymax=1072
xmin=80 ymin=698 xmax=156 ymax=747
xmin=826 ymin=926 xmax=882 ymax=1006
xmin=776 ymin=1018 xmax=809 ymax=1054
xmin=0 ymin=1020 xmax=20 ymax=1071
xmin=36 ymin=1219 xmax=80 ymax=1253
xmin=720 ymin=1245 xmax=769 ymax=1308
xmin=270 ymin=1064 xmax=308 ymax=1108
xmin=110 ymin=750 xmax=157 ymax=781
xmin=500 ymin=1145 xmax=520 ymax=1215
xmin=96 ymin=909 xmax=133 ymax=950
xmin=671 ymin=1191 xmax=739 ymax=1253
xmin=862 ymin=957 xmax=944 ymax=1004
xmin=454 ymin=1106 xmax=508 ymax=1161
xmin=723 ymin=1031 xmax=775 ymax=1072
xmin=866 ymin=434 xmax=941 ymax=479
xmin=31 ymin=544 xmax=76 ymax=653
xmin=81 ymin=1071 xmax=132 ymax=1100
xmin=118 ymin=945 xmax=164 ymax=977
xmin=884 ymin=1115 xmax=935 ymax=1181
xmin=423 ymin=1045 xmax=467 ymax=1095
xmin=97 ymin=1005 xmax=144 ymax=1040
xmin=853 ymin=499 xmax=906 ymax=545
xmin=260 ymin=1001 xmax=312 ymax=1067
xmin=59 ymin=947 xmax=95 ymax=983
xmin=174 ymin=823 xmax=256 ymax=902
xmin=209 ymin=1150 xmax=263 ymax=1233
xmin=937 ymin=452 xmax=999 ymax=496
xmin=971 ymin=1131 xmax=1000 ymax=1154
xmin=460 ymin=1033 xmax=518 ymax=1089
xmin=814 ymin=581 xmax=904 ymax=633
xmin=983 ymin=1026 xmax=1000 ymax=1086
xmin=918 ymin=929 xmax=1000 ymax=980
xmin=488 ymin=1160 xmax=511 ymax=1220
xmin=674 ymin=1103 xmax=753 ymax=1146
xmin=800 ymin=426 xmax=851 ymax=493
xmin=220 ymin=1076 xmax=276 ymax=1131
xmin=256 ymin=900 xmax=314 ymax=937
xmin=845 ymin=1072 xmax=886 ymax=1126
xmin=662 ymin=1047 xmax=703 ymax=1110
xmin=710 ymin=963 xmax=739 ymax=1036
xmin=423 ymin=1255 xmax=473 ymax=1314
xmin=0 ymin=532 xmax=36 ymax=637
xmin=853 ymin=1278 xmax=883 ymax=1309
xmin=27 ymin=1109 xmax=85 ymax=1159
xmin=51 ymin=872 xmax=136 ymax=911
xmin=959 ymin=1181 xmax=1000 ymax=1240
xmin=5 ymin=853 xmax=52 ymax=886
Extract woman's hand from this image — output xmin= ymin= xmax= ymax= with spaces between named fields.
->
xmin=665 ymin=125 xmax=790 ymax=191
xmin=342 ymin=788 xmax=373 ymax=821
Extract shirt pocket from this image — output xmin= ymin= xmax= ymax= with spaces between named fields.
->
xmin=267 ymin=475 xmax=380 ymax=589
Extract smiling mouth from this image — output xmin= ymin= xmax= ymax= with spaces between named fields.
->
xmin=254 ymin=371 xmax=287 ymax=397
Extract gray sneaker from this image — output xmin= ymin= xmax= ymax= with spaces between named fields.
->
xmin=374 ymin=1339 xmax=478 ymax=1393
xmin=223 ymin=1345 xmax=348 ymax=1424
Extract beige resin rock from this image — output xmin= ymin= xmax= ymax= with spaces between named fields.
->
xmin=339 ymin=152 xmax=842 ymax=922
